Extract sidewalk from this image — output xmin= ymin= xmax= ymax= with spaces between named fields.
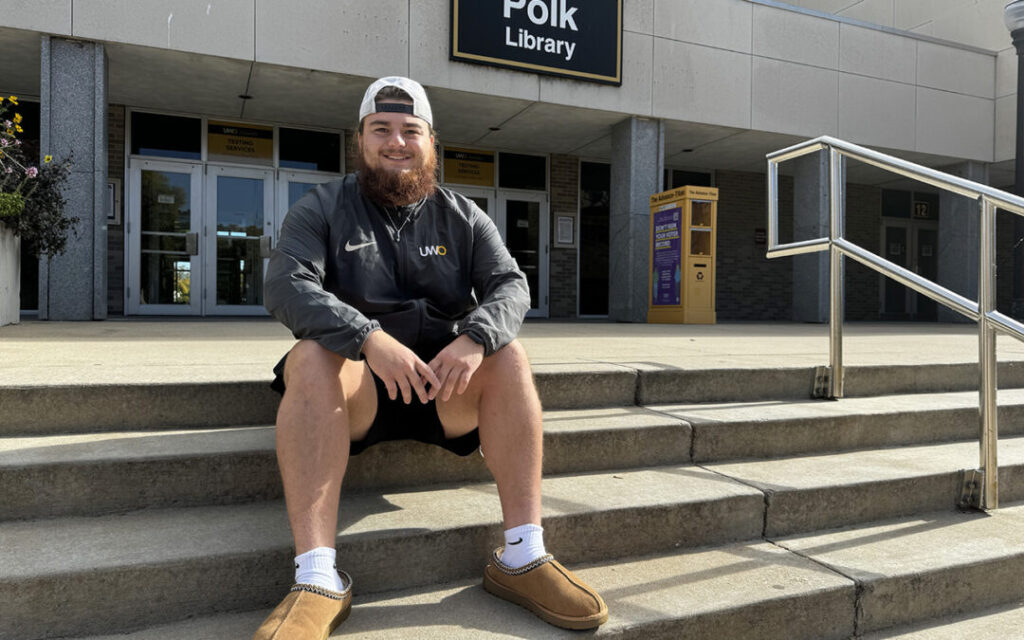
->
xmin=3 ymin=318 xmax=1024 ymax=387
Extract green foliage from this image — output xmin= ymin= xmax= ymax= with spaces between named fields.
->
xmin=0 ymin=192 xmax=24 ymax=218
xmin=0 ymin=95 xmax=78 ymax=258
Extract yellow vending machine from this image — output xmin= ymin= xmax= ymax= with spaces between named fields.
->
xmin=647 ymin=185 xmax=718 ymax=324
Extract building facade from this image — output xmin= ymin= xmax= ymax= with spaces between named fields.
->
xmin=0 ymin=0 xmax=1018 ymax=322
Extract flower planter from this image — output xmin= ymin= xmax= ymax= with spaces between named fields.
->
xmin=0 ymin=222 xmax=20 ymax=326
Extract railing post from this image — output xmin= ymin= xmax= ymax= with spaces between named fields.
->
xmin=768 ymin=160 xmax=779 ymax=249
xmin=829 ymin=148 xmax=844 ymax=398
xmin=979 ymin=197 xmax=998 ymax=509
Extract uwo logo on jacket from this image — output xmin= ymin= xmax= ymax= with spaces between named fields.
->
xmin=419 ymin=245 xmax=448 ymax=257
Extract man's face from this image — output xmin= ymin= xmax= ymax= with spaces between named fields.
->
xmin=358 ymin=101 xmax=435 ymax=174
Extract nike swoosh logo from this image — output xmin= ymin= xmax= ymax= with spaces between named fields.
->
xmin=508 ymin=538 xmax=523 ymax=545
xmin=345 ymin=239 xmax=377 ymax=252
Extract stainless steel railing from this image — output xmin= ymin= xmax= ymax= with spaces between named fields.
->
xmin=766 ymin=135 xmax=1024 ymax=510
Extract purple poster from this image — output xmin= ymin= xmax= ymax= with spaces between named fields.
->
xmin=652 ymin=207 xmax=681 ymax=306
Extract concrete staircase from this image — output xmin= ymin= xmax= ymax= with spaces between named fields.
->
xmin=3 ymin=361 xmax=1024 ymax=639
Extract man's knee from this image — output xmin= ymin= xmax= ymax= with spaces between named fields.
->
xmin=487 ymin=339 xmax=530 ymax=374
xmin=283 ymin=340 xmax=345 ymax=388
xmin=475 ymin=339 xmax=534 ymax=392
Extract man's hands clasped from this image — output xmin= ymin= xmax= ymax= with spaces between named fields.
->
xmin=362 ymin=331 xmax=484 ymax=404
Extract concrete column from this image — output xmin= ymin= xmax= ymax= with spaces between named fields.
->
xmin=609 ymin=117 xmax=663 ymax=323
xmin=792 ymin=151 xmax=830 ymax=323
xmin=937 ymin=161 xmax=989 ymax=323
xmin=38 ymin=36 xmax=108 ymax=320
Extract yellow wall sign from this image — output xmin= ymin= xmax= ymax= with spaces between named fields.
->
xmin=443 ymin=147 xmax=495 ymax=187
xmin=208 ymin=121 xmax=273 ymax=165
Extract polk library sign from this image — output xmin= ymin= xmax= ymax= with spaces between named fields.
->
xmin=451 ymin=0 xmax=623 ymax=85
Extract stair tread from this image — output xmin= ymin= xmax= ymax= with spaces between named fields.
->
xmin=70 ymin=541 xmax=856 ymax=640
xmin=0 ymin=407 xmax=684 ymax=468
xmin=65 ymin=504 xmax=1024 ymax=640
xmin=8 ymin=435 xmax=1024 ymax=578
xmin=776 ymin=503 xmax=1024 ymax=632
xmin=862 ymin=602 xmax=1024 ymax=639
xmin=776 ymin=503 xmax=1024 ymax=581
xmin=0 ymin=464 xmax=761 ymax=580
xmin=705 ymin=436 xmax=1024 ymax=489
xmin=658 ymin=387 xmax=1024 ymax=424
xmin=9 ymin=385 xmax=1024 ymax=469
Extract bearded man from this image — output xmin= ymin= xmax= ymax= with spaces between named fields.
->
xmin=255 ymin=77 xmax=607 ymax=639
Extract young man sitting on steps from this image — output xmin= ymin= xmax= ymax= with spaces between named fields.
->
xmin=254 ymin=76 xmax=607 ymax=639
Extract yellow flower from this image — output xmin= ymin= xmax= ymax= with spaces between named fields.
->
xmin=12 ymin=113 xmax=21 ymax=124
xmin=14 ymin=125 xmax=22 ymax=133
xmin=8 ymin=96 xmax=18 ymax=105
xmin=44 ymin=155 xmax=52 ymax=163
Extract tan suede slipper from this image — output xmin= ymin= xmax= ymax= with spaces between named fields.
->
xmin=252 ymin=573 xmax=352 ymax=640
xmin=483 ymin=549 xmax=608 ymax=630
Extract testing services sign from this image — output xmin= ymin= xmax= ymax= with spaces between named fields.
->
xmin=451 ymin=0 xmax=622 ymax=86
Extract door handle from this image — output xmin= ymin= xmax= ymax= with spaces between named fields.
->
xmin=260 ymin=235 xmax=273 ymax=258
xmin=185 ymin=232 xmax=199 ymax=256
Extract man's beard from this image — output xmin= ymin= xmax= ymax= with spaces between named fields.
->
xmin=357 ymin=147 xmax=438 ymax=207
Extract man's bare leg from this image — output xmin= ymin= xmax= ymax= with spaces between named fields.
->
xmin=437 ymin=339 xmax=607 ymax=629
xmin=255 ymin=340 xmax=378 ymax=639
xmin=275 ymin=339 xmax=377 ymax=554
xmin=436 ymin=339 xmax=542 ymax=529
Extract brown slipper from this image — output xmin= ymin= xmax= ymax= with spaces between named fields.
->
xmin=483 ymin=549 xmax=608 ymax=630
xmin=253 ymin=573 xmax=353 ymax=640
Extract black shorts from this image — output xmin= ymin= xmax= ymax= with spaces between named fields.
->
xmin=269 ymin=348 xmax=480 ymax=457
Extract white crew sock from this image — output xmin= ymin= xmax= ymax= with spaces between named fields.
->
xmin=294 ymin=547 xmax=346 ymax=593
xmin=499 ymin=523 xmax=547 ymax=569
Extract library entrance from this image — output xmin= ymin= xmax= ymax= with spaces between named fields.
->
xmin=126 ymin=160 xmax=333 ymax=315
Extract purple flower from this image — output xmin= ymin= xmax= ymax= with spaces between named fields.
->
xmin=0 ymin=138 xmax=7 ymax=147
xmin=26 ymin=166 xmax=37 ymax=178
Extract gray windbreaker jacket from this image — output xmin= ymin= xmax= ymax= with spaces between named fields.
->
xmin=264 ymin=174 xmax=531 ymax=361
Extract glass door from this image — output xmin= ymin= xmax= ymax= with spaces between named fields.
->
xmin=913 ymin=225 xmax=938 ymax=321
xmin=204 ymin=165 xmax=274 ymax=315
xmin=127 ymin=160 xmax=203 ymax=315
xmin=449 ymin=185 xmax=496 ymax=226
xmin=276 ymin=171 xmax=339 ymax=237
xmin=498 ymin=191 xmax=549 ymax=317
xmin=880 ymin=219 xmax=938 ymax=320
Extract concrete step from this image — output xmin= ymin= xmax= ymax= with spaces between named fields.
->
xmin=71 ymin=542 xmax=858 ymax=640
xmin=66 ymin=506 xmax=1024 ymax=639
xmin=0 ymin=465 xmax=764 ymax=640
xmin=7 ymin=384 xmax=1024 ymax=522
xmin=862 ymin=601 xmax=1024 ymax=639
xmin=776 ymin=503 xmax=1024 ymax=635
xmin=6 ymin=361 xmax=1024 ymax=435
xmin=0 ymin=364 xmax=635 ymax=435
xmin=635 ymin=360 xmax=1024 ymax=404
xmin=8 ymin=388 xmax=1024 ymax=522
xmin=9 ymin=435 xmax=1024 ymax=638
xmin=0 ymin=407 xmax=690 ymax=520
xmin=705 ymin=436 xmax=1024 ymax=536
xmin=660 ymin=387 xmax=1024 ymax=461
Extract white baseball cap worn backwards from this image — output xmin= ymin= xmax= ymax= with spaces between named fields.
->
xmin=359 ymin=76 xmax=433 ymax=128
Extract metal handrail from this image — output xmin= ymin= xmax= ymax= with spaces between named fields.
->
xmin=766 ymin=135 xmax=1024 ymax=510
